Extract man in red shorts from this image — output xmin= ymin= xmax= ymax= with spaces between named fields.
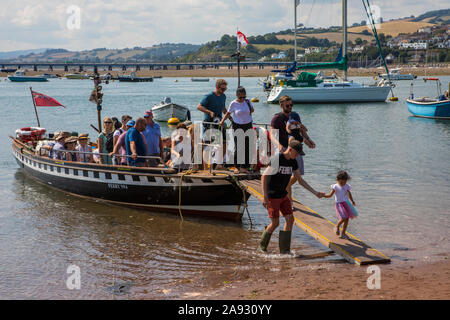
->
xmin=260 ymin=140 xmax=323 ymax=254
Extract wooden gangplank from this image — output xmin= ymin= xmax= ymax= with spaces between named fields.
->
xmin=240 ymin=179 xmax=391 ymax=265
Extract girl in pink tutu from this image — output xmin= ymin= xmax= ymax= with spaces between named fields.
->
xmin=323 ymin=171 xmax=357 ymax=239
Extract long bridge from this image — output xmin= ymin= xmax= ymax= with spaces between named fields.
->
xmin=0 ymin=61 xmax=294 ymax=72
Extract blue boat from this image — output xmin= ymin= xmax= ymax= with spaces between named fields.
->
xmin=407 ymin=78 xmax=450 ymax=119
xmin=8 ymin=70 xmax=48 ymax=82
xmin=407 ymin=98 xmax=450 ymax=119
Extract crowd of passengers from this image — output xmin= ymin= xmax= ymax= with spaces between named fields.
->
xmin=36 ymin=79 xmax=312 ymax=174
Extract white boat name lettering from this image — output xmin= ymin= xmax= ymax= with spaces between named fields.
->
xmin=108 ymin=183 xmax=128 ymax=189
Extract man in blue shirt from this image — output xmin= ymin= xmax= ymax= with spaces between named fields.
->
xmin=125 ymin=118 xmax=147 ymax=167
xmin=142 ymin=110 xmax=163 ymax=167
xmin=197 ymin=79 xmax=228 ymax=169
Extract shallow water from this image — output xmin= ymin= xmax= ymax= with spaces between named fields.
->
xmin=0 ymin=75 xmax=449 ymax=299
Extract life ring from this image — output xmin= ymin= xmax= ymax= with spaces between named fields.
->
xmin=15 ymin=127 xmax=46 ymax=140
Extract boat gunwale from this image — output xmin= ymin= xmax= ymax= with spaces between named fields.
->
xmin=11 ymin=137 xmax=260 ymax=181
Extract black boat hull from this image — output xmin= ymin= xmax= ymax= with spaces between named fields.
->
xmin=12 ymin=139 xmax=250 ymax=221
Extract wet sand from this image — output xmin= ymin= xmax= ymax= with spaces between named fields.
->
xmin=1 ymin=66 xmax=449 ymax=78
xmin=189 ymin=258 xmax=450 ymax=300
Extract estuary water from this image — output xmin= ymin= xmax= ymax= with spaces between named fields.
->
xmin=0 ymin=75 xmax=449 ymax=299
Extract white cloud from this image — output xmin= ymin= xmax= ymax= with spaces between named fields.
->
xmin=0 ymin=0 xmax=448 ymax=51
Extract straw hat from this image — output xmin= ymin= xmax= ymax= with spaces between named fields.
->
xmin=78 ymin=133 xmax=89 ymax=140
xmin=64 ymin=136 xmax=78 ymax=145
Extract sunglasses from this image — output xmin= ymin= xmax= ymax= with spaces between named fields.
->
xmin=284 ymin=104 xmax=293 ymax=108
xmin=219 ymin=86 xmax=227 ymax=91
xmin=104 ymin=121 xmax=112 ymax=124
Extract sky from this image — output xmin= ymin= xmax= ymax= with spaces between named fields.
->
xmin=1 ymin=0 xmax=448 ymax=51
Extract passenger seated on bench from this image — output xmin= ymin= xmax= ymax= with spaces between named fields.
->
xmin=76 ymin=133 xmax=94 ymax=163
xmin=52 ymin=133 xmax=67 ymax=160
xmin=170 ymin=123 xmax=191 ymax=171
xmin=64 ymin=136 xmax=78 ymax=161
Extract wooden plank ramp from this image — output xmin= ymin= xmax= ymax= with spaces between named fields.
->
xmin=240 ymin=179 xmax=391 ymax=265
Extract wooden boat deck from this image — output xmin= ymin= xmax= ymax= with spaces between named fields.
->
xmin=239 ymin=179 xmax=391 ymax=265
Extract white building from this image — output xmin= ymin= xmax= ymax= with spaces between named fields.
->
xmin=400 ymin=42 xmax=428 ymax=50
xmin=418 ymin=27 xmax=432 ymax=33
xmin=305 ymin=47 xmax=321 ymax=54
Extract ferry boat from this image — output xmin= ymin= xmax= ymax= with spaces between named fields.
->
xmin=10 ymin=134 xmax=255 ymax=221
xmin=8 ymin=70 xmax=48 ymax=82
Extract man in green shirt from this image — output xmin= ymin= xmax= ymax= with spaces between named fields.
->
xmin=197 ymin=79 xmax=228 ymax=169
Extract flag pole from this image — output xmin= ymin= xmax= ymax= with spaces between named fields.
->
xmin=29 ymin=87 xmax=41 ymax=127
xmin=237 ymin=28 xmax=241 ymax=87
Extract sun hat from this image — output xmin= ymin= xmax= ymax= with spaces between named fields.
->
xmin=78 ymin=133 xmax=89 ymax=140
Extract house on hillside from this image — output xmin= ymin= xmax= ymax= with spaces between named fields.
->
xmin=353 ymin=45 xmax=365 ymax=53
xmin=437 ymin=40 xmax=450 ymax=49
xmin=418 ymin=27 xmax=432 ymax=34
xmin=271 ymin=51 xmax=287 ymax=60
xmin=305 ymin=47 xmax=321 ymax=55
xmin=385 ymin=53 xmax=394 ymax=64
xmin=400 ymin=42 xmax=428 ymax=50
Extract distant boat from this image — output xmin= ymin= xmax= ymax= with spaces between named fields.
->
xmin=380 ymin=68 xmax=416 ymax=80
xmin=191 ymin=78 xmax=209 ymax=82
xmin=41 ymin=73 xmax=58 ymax=79
xmin=118 ymin=72 xmax=153 ymax=82
xmin=7 ymin=70 xmax=48 ymax=82
xmin=65 ymin=73 xmax=90 ymax=79
xmin=1 ymin=68 xmax=17 ymax=73
xmin=152 ymin=97 xmax=191 ymax=122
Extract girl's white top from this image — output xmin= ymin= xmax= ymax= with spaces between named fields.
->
xmin=228 ymin=99 xmax=253 ymax=124
xmin=331 ymin=183 xmax=351 ymax=203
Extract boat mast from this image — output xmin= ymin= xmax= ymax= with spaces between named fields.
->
xmin=294 ymin=0 xmax=298 ymax=62
xmin=342 ymin=0 xmax=348 ymax=81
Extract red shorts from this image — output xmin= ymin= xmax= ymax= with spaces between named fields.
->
xmin=267 ymin=195 xmax=293 ymax=219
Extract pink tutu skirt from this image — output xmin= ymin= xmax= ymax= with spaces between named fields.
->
xmin=335 ymin=200 xmax=357 ymax=220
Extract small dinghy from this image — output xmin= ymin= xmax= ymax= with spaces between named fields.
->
xmin=151 ymin=97 xmax=191 ymax=122
xmin=407 ymin=78 xmax=450 ymax=119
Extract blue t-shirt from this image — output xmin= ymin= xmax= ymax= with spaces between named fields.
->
xmin=142 ymin=122 xmax=161 ymax=155
xmin=125 ymin=127 xmax=147 ymax=164
xmin=200 ymin=91 xmax=226 ymax=122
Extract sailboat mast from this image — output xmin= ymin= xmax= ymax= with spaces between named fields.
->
xmin=294 ymin=0 xmax=297 ymax=62
xmin=342 ymin=0 xmax=348 ymax=81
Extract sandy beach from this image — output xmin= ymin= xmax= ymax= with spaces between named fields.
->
xmin=188 ymin=258 xmax=450 ymax=300
xmin=1 ymin=65 xmax=450 ymax=78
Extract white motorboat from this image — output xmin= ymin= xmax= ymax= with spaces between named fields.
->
xmin=380 ymin=68 xmax=416 ymax=80
xmin=151 ymin=97 xmax=191 ymax=122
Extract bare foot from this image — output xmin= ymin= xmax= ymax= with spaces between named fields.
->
xmin=334 ymin=226 xmax=340 ymax=236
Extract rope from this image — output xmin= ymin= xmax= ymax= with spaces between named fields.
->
xmin=226 ymin=173 xmax=253 ymax=228
xmin=178 ymin=170 xmax=195 ymax=222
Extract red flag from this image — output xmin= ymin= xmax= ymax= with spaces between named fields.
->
xmin=237 ymin=31 xmax=248 ymax=47
xmin=32 ymin=90 xmax=65 ymax=108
